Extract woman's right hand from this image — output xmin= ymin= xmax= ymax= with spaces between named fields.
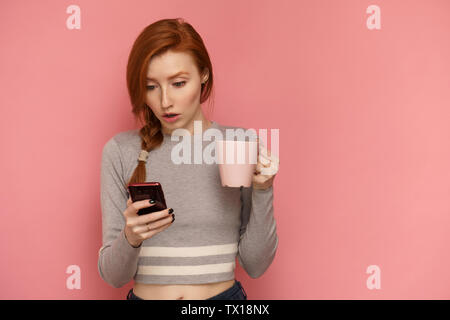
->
xmin=123 ymin=196 xmax=174 ymax=248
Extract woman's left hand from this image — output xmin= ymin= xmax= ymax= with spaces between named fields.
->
xmin=252 ymin=141 xmax=280 ymax=190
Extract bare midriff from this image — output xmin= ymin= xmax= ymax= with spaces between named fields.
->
xmin=133 ymin=279 xmax=235 ymax=300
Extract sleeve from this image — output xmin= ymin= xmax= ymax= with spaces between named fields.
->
xmin=237 ymin=184 xmax=279 ymax=278
xmin=97 ymin=137 xmax=142 ymax=288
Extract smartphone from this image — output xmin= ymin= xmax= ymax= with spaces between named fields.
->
xmin=127 ymin=182 xmax=167 ymax=216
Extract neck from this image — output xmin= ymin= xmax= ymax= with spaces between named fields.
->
xmin=161 ymin=111 xmax=212 ymax=136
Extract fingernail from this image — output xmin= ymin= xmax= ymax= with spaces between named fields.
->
xmin=171 ymin=214 xmax=175 ymax=223
xmin=149 ymin=199 xmax=155 ymax=204
xmin=168 ymin=208 xmax=174 ymax=214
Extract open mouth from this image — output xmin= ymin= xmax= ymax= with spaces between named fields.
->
xmin=162 ymin=113 xmax=180 ymax=122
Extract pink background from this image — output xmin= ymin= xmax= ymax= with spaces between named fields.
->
xmin=1 ymin=0 xmax=450 ymax=299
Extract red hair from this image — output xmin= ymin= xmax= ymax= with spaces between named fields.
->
xmin=125 ymin=18 xmax=215 ymax=188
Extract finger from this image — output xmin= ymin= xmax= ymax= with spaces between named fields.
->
xmin=258 ymin=145 xmax=279 ymax=166
xmin=147 ymin=214 xmax=174 ymax=231
xmin=259 ymin=154 xmax=271 ymax=166
xmin=252 ymin=173 xmax=266 ymax=184
xmin=127 ymin=195 xmax=132 ymax=207
xmin=131 ymin=224 xmax=149 ymax=234
xmin=134 ymin=214 xmax=174 ymax=234
xmin=254 ymin=161 xmax=263 ymax=175
xmin=124 ymin=199 xmax=157 ymax=218
xmin=137 ymin=207 xmax=173 ymax=225
xmin=141 ymin=219 xmax=173 ymax=239
xmin=258 ymin=144 xmax=275 ymax=166
xmin=259 ymin=159 xmax=279 ymax=175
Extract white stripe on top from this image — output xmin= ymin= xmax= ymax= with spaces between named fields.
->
xmin=137 ymin=262 xmax=236 ymax=276
xmin=139 ymin=242 xmax=238 ymax=257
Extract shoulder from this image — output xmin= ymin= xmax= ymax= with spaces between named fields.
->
xmin=102 ymin=129 xmax=141 ymax=157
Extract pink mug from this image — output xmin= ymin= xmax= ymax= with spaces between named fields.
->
xmin=215 ymin=140 xmax=258 ymax=187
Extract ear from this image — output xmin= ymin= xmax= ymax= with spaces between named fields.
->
xmin=201 ymin=67 xmax=209 ymax=84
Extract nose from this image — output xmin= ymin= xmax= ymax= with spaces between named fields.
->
xmin=160 ymin=85 xmax=173 ymax=109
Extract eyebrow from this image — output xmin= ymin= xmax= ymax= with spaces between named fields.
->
xmin=146 ymin=71 xmax=190 ymax=81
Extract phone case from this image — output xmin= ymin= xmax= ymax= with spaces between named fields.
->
xmin=127 ymin=182 xmax=167 ymax=215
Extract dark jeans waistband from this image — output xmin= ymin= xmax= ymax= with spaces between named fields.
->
xmin=126 ymin=279 xmax=247 ymax=300
xmin=206 ymin=279 xmax=247 ymax=300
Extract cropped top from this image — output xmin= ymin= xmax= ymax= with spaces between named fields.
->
xmin=97 ymin=120 xmax=279 ymax=287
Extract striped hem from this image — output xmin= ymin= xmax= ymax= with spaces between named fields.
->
xmin=136 ymin=242 xmax=238 ymax=276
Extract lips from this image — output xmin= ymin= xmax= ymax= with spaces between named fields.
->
xmin=162 ymin=113 xmax=180 ymax=123
xmin=163 ymin=113 xmax=179 ymax=118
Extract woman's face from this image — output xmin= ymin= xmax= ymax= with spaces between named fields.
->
xmin=145 ymin=50 xmax=209 ymax=135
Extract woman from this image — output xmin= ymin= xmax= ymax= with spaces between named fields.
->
xmin=98 ymin=18 xmax=279 ymax=300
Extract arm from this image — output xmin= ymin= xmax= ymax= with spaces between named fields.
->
xmin=97 ymin=137 xmax=141 ymax=288
xmin=237 ymin=185 xmax=279 ymax=278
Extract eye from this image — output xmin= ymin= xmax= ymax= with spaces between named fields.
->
xmin=146 ymin=81 xmax=186 ymax=91
xmin=174 ymin=81 xmax=186 ymax=87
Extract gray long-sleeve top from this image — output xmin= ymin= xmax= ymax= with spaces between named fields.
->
xmin=98 ymin=120 xmax=279 ymax=288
